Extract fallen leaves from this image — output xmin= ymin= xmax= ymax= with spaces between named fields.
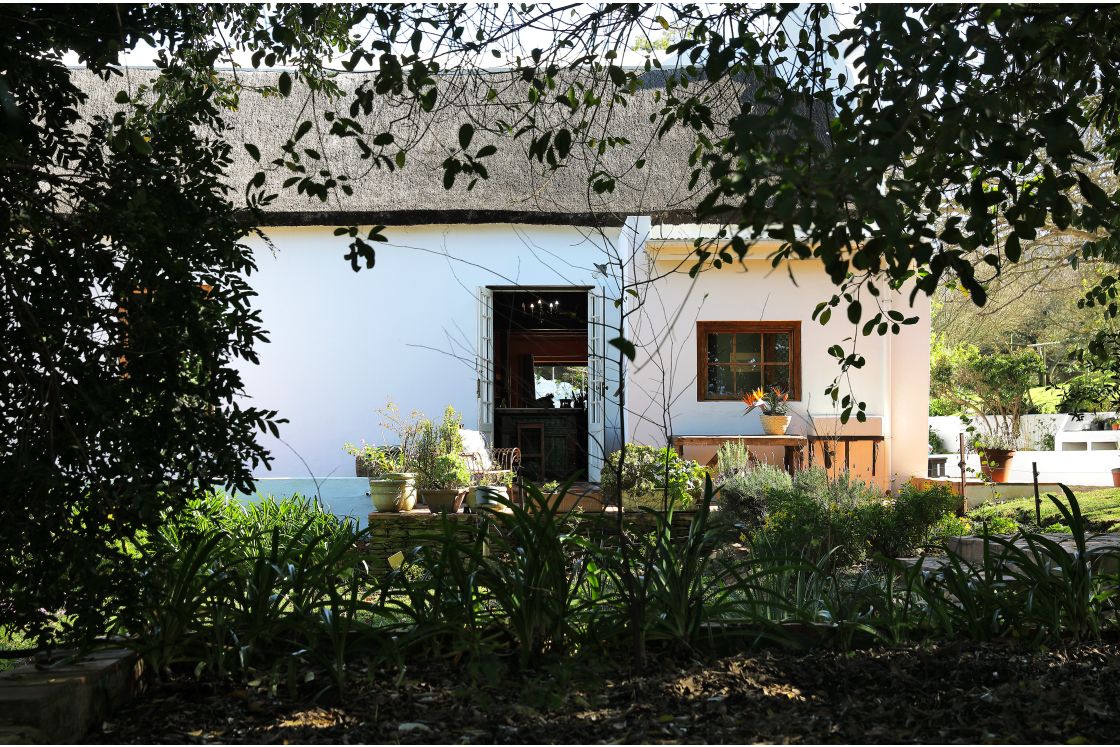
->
xmin=87 ymin=641 xmax=1120 ymax=744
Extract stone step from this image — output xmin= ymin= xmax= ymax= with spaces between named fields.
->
xmin=0 ymin=648 xmax=143 ymax=744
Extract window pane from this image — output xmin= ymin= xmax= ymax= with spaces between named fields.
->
xmin=707 ymin=365 xmax=734 ymax=397
xmin=534 ymin=365 xmax=587 ymax=404
xmin=735 ymin=365 xmax=762 ymax=394
xmin=765 ymin=333 xmax=790 ymax=363
xmin=765 ymin=365 xmax=790 ymax=393
xmin=708 ymin=333 xmax=732 ymax=364
xmin=733 ymin=333 xmax=761 ymax=364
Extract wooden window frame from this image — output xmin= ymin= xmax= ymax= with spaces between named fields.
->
xmin=696 ymin=321 xmax=802 ymax=402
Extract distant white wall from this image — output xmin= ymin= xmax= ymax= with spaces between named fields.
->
xmin=236 ymin=224 xmax=623 ymax=478
xmin=938 ymin=450 xmax=1119 ymax=488
xmin=623 ymin=233 xmax=931 ymax=487
xmin=930 ymin=413 xmax=1120 ymax=454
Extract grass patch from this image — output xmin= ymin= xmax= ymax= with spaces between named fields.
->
xmin=1027 ymin=385 xmax=1063 ymax=414
xmin=974 ymin=486 xmax=1120 ymax=531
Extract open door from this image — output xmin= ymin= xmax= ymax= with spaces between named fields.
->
xmin=476 ymin=287 xmax=494 ymax=441
xmin=587 ymin=288 xmax=606 ymax=480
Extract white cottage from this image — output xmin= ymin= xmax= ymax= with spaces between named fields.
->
xmin=83 ymin=69 xmax=931 ymax=489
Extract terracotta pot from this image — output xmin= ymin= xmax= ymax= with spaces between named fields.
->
xmin=760 ymin=414 xmax=792 ymax=435
xmin=368 ymin=473 xmax=417 ymax=512
xmin=421 ymin=488 xmax=466 ymax=514
xmin=1112 ymin=467 xmax=1120 ymax=488
xmin=978 ymin=449 xmax=1015 ymax=483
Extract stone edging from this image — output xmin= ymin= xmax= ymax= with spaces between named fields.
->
xmin=0 ymin=648 xmax=144 ymax=744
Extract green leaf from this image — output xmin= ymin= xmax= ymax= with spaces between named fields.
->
xmin=278 ymin=71 xmax=292 ymax=96
xmin=244 ymin=143 xmax=261 ymax=161
xmin=847 ymin=300 xmax=862 ymax=324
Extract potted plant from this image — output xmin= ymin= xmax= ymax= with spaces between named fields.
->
xmin=348 ymin=445 xmax=417 ymax=512
xmin=470 ymin=470 xmax=514 ymax=512
xmin=536 ymin=480 xmax=605 ymax=512
xmin=742 ymin=386 xmax=791 ymax=435
xmin=419 ymin=453 xmax=471 ymax=513
xmin=973 ymin=432 xmax=1017 ymax=484
xmin=601 ymin=445 xmax=706 ymax=510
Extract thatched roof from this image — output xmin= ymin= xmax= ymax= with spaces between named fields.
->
xmin=75 ymin=68 xmax=826 ymax=227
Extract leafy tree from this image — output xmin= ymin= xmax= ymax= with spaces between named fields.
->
xmin=931 ymin=343 xmax=1045 ymax=448
xmin=1 ymin=6 xmax=282 ymax=644
xmin=6 ymin=3 xmax=1120 ymax=649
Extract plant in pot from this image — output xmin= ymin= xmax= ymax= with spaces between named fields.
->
xmin=345 ymin=441 xmax=383 ymax=478
xmin=536 ymin=479 xmax=604 ymax=513
xmin=601 ymin=444 xmax=706 ymax=510
xmin=355 ymin=445 xmax=417 ymax=512
xmin=470 ymin=470 xmax=514 ymax=513
xmin=742 ymin=386 xmax=791 ymax=435
xmin=419 ymin=453 xmax=471 ymax=513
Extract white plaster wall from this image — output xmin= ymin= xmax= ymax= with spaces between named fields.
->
xmin=888 ymin=281 xmax=932 ymax=485
xmin=236 ymin=224 xmax=623 ymax=478
xmin=930 ymin=413 xmax=1120 ymax=455
xmin=939 ymin=451 xmax=1119 ymax=488
xmin=623 ymin=246 xmax=931 ymax=487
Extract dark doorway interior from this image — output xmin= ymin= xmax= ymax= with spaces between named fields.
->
xmin=492 ymin=289 xmax=589 ymax=482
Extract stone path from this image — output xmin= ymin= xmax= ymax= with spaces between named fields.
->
xmin=902 ymin=532 xmax=1120 ymax=576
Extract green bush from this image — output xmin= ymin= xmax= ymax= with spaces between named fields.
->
xmin=864 ymin=483 xmax=959 ymax=558
xmin=422 ymin=453 xmax=471 ymax=490
xmin=714 ymin=440 xmax=752 ymax=476
xmin=129 ymin=491 xmax=375 ymax=689
xmin=929 ymin=397 xmax=958 ymax=416
xmin=762 ymin=470 xmax=957 ymax=566
xmin=932 ymin=513 xmax=973 ymax=541
xmin=601 ymin=445 xmax=706 ymax=507
xmin=717 ymin=463 xmax=792 ymax=528
xmin=966 ymin=503 xmax=1023 ymax=534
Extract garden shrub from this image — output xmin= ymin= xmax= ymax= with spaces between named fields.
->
xmin=762 ymin=470 xmax=958 ymax=566
xmin=932 ymin=513 xmax=973 ymax=541
xmin=966 ymin=503 xmax=1025 ymax=535
xmin=715 ymin=440 xmax=752 ymax=476
xmin=601 ymin=445 xmax=706 ymax=507
xmin=864 ymin=482 xmax=959 ymax=558
xmin=716 ymin=462 xmax=791 ymax=529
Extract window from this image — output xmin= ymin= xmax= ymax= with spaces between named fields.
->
xmin=696 ymin=321 xmax=801 ymax=401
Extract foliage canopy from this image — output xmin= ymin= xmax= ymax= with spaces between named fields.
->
xmin=5 ymin=3 xmax=1120 ymax=644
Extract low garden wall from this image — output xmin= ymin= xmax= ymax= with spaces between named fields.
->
xmin=929 ymin=413 xmax=1120 ymax=487
xmin=930 ymin=449 xmax=1119 ymax=488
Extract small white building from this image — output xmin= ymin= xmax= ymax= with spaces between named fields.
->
xmin=85 ymin=70 xmax=931 ymax=488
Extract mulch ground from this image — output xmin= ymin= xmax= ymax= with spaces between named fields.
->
xmin=90 ymin=641 xmax=1120 ymax=744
